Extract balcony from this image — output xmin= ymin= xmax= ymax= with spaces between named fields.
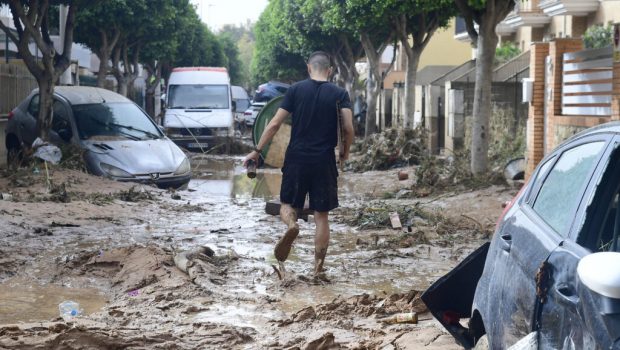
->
xmin=539 ymin=0 xmax=600 ymax=17
xmin=504 ymin=0 xmax=550 ymax=28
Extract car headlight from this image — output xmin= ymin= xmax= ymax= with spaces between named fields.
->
xmin=174 ymin=158 xmax=191 ymax=175
xmin=100 ymin=162 xmax=134 ymax=178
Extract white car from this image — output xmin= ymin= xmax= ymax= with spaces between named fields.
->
xmin=242 ymin=102 xmax=266 ymax=126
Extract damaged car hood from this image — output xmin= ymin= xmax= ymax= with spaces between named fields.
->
xmin=83 ymin=138 xmax=185 ymax=174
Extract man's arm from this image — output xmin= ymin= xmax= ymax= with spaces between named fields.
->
xmin=243 ymin=108 xmax=291 ymax=166
xmin=340 ymin=107 xmax=354 ymax=160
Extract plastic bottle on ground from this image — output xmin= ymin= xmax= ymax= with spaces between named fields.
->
xmin=59 ymin=300 xmax=82 ymax=321
xmin=378 ymin=312 xmax=418 ymax=324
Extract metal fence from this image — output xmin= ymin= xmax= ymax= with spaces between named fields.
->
xmin=562 ymin=47 xmax=613 ymax=116
xmin=0 ymin=63 xmax=37 ymax=115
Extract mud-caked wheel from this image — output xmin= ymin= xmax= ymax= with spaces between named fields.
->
xmin=6 ymin=145 xmax=23 ymax=170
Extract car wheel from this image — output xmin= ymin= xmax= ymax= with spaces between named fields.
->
xmin=7 ymin=146 xmax=23 ymax=169
xmin=473 ymin=334 xmax=489 ymax=350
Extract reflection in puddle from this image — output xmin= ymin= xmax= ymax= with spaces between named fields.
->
xmin=0 ymin=279 xmax=107 ymax=323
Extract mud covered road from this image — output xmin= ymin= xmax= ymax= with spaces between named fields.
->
xmin=0 ymin=155 xmax=516 ymax=349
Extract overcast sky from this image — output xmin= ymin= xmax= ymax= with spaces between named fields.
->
xmin=190 ymin=0 xmax=269 ymax=32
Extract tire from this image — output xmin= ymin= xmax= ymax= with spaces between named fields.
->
xmin=6 ymin=146 xmax=22 ymax=169
xmin=473 ymin=334 xmax=489 ymax=350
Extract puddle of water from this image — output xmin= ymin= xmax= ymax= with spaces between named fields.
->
xmin=0 ymin=279 xmax=107 ymax=323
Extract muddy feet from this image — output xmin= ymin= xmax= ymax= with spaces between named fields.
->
xmin=274 ymin=224 xmax=299 ymax=262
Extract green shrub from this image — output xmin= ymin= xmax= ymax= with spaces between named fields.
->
xmin=583 ymin=24 xmax=613 ymax=49
xmin=495 ymin=42 xmax=521 ymax=64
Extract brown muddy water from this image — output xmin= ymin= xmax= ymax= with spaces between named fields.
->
xmin=0 ymin=155 xmax=493 ymax=348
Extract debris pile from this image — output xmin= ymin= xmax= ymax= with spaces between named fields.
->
xmin=349 ymin=128 xmax=426 ymax=172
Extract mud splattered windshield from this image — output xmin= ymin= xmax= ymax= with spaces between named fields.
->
xmin=73 ymin=102 xmax=162 ymax=141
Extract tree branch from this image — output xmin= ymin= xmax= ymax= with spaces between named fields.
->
xmin=454 ymin=0 xmax=480 ymax=46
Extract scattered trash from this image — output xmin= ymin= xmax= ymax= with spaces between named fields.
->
xmin=32 ymin=138 xmax=62 ymax=164
xmin=504 ymin=157 xmax=525 ymax=181
xmin=397 ymin=170 xmax=409 ymax=181
xmin=117 ymin=186 xmax=154 ymax=202
xmin=127 ymin=290 xmax=140 ymax=297
xmin=0 ymin=193 xmax=13 ymax=201
xmin=378 ymin=311 xmax=418 ymax=324
xmin=58 ymin=300 xmax=82 ymax=321
xmin=389 ymin=212 xmax=402 ymax=229
xmin=349 ymin=128 xmax=426 ymax=172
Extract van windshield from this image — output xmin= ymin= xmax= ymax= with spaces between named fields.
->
xmin=168 ymin=84 xmax=230 ymax=109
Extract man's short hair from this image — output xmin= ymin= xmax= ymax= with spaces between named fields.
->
xmin=307 ymin=51 xmax=331 ymax=72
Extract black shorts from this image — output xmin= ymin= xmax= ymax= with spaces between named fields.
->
xmin=280 ymin=159 xmax=339 ymax=212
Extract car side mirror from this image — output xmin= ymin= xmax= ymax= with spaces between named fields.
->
xmin=58 ymin=128 xmax=73 ymax=142
xmin=577 ymin=252 xmax=620 ymax=313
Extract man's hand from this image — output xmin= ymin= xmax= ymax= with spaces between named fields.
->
xmin=244 ymin=150 xmax=260 ymax=167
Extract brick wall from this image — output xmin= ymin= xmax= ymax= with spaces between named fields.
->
xmin=525 ymin=42 xmax=549 ymax=179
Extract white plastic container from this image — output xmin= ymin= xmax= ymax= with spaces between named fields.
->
xmin=58 ymin=300 xmax=82 ymax=321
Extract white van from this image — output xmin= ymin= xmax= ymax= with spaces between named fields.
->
xmin=163 ymin=67 xmax=234 ymax=150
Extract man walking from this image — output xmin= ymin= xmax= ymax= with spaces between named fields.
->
xmin=244 ymin=51 xmax=354 ymax=276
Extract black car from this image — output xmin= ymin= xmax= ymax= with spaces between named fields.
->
xmin=253 ymin=81 xmax=290 ymax=102
xmin=423 ymin=121 xmax=620 ymax=349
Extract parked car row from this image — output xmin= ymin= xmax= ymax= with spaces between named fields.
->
xmin=6 ymin=86 xmax=191 ymax=189
xmin=4 ymin=77 xmax=288 ymax=188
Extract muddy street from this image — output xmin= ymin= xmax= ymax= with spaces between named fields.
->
xmin=0 ymin=156 xmax=516 ymax=349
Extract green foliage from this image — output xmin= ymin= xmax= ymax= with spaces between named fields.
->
xmin=251 ymin=0 xmax=307 ymax=85
xmin=495 ymin=41 xmax=521 ymax=63
xmin=583 ymin=23 xmax=613 ymax=49
xmin=217 ymin=32 xmax=243 ymax=85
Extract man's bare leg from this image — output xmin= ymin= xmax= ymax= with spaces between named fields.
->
xmin=314 ymin=211 xmax=330 ymax=275
xmin=274 ymin=203 xmax=299 ymax=262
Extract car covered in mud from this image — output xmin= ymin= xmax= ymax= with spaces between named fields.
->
xmin=5 ymin=86 xmax=191 ymax=189
xmin=423 ymin=121 xmax=620 ymax=349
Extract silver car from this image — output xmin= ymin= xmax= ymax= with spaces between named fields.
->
xmin=5 ymin=86 xmax=191 ymax=189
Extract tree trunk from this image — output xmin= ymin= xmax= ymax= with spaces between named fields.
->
xmin=97 ymin=51 xmax=110 ymax=87
xmin=403 ymin=50 xmax=421 ymax=128
xmin=365 ymin=75 xmax=379 ymax=137
xmin=36 ymin=75 xmax=55 ymax=140
xmin=470 ymin=21 xmax=498 ymax=175
xmin=117 ymin=77 xmax=128 ymax=96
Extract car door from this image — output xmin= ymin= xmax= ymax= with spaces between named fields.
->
xmin=531 ymin=137 xmax=612 ymax=349
xmin=485 ymin=137 xmax=609 ymax=348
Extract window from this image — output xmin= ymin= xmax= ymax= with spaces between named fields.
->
xmin=52 ymin=101 xmax=70 ymax=133
xmin=73 ymin=102 xmax=162 ymax=141
xmin=533 ymin=142 xmax=605 ymax=235
xmin=167 ymin=84 xmax=229 ymax=109
xmin=28 ymin=94 xmax=40 ymax=117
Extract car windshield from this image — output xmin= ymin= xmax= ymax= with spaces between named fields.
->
xmin=73 ymin=102 xmax=162 ymax=141
xmin=168 ymin=84 xmax=229 ymax=109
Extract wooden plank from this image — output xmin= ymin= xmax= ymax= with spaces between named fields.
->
xmin=562 ymin=83 xmax=612 ymax=94
xmin=563 ymin=70 xmax=613 ymax=83
xmin=563 ymin=47 xmax=613 ymax=61
xmin=562 ymin=95 xmax=612 ymax=104
xmin=562 ymin=106 xmax=611 ymax=116
xmin=563 ymin=57 xmax=613 ymax=71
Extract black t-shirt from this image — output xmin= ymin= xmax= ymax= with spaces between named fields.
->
xmin=280 ymin=79 xmax=351 ymax=164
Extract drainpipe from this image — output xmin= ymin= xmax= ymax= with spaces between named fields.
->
xmin=4 ymin=32 xmax=8 ymax=63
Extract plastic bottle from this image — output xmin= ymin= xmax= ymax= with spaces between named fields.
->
xmin=59 ymin=300 xmax=82 ymax=321
xmin=246 ymin=159 xmax=257 ymax=179
xmin=378 ymin=312 xmax=418 ymax=324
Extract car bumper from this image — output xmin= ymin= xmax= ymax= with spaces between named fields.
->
xmin=115 ymin=173 xmax=191 ymax=189
xmin=166 ymin=135 xmax=231 ymax=151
